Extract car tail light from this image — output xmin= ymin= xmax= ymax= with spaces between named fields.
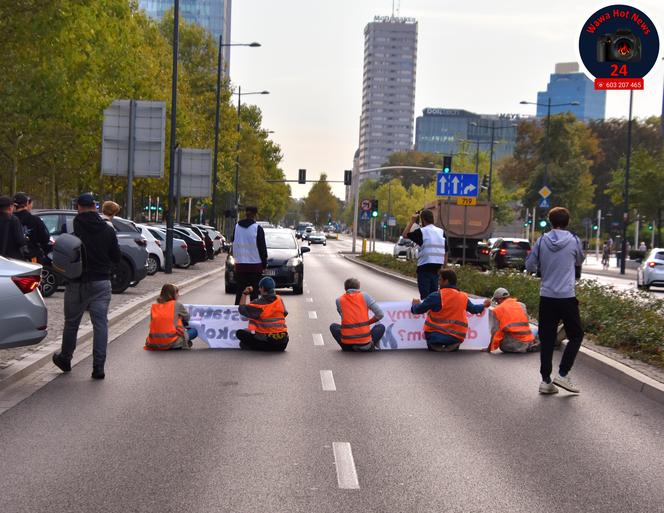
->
xmin=12 ymin=275 xmax=41 ymax=294
xmin=499 ymin=249 xmax=508 ymax=256
xmin=135 ymin=237 xmax=147 ymax=247
xmin=649 ymin=261 xmax=657 ymax=268
xmin=480 ymin=248 xmax=489 ymax=255
xmin=181 ymin=244 xmax=188 ymax=250
xmin=155 ymin=240 xmax=161 ymax=247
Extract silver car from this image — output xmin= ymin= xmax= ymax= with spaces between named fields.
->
xmin=147 ymin=228 xmax=191 ymax=268
xmin=637 ymin=248 xmax=664 ymax=290
xmin=0 ymin=257 xmax=48 ymax=349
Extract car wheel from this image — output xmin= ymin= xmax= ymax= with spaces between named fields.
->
xmin=147 ymin=254 xmax=160 ymax=275
xmin=323 ymin=242 xmax=327 ymax=246
xmin=225 ymin=281 xmax=236 ymax=294
xmin=39 ymin=268 xmax=59 ymax=298
xmin=111 ymin=259 xmax=132 ymax=294
xmin=292 ymin=282 xmax=303 ymax=294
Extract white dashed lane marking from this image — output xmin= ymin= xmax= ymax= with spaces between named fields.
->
xmin=305 ymin=297 xmax=314 ymax=303
xmin=333 ymin=442 xmax=360 ymax=489
xmin=308 ymin=311 xmax=317 ymax=320
xmin=313 ymin=333 xmax=324 ymax=346
xmin=320 ymin=370 xmax=336 ymax=391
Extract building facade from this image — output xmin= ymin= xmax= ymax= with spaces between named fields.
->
xmin=358 ymin=16 xmax=418 ymax=179
xmin=139 ymin=0 xmax=232 ymax=72
xmin=536 ymin=62 xmax=605 ymax=121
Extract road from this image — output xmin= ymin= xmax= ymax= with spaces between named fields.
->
xmin=1 ymin=240 xmax=664 ymax=513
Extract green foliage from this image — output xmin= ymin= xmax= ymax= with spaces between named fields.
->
xmin=302 ymin=174 xmax=339 ymax=224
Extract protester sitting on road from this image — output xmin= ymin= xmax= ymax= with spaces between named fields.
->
xmin=101 ymin=201 xmax=120 ymax=229
xmin=236 ymin=277 xmax=289 ymax=351
xmin=0 ymin=195 xmax=28 ymax=261
xmin=482 ymin=287 xmax=539 ymax=354
xmin=330 ymin=277 xmax=385 ymax=352
xmin=411 ymin=269 xmax=486 ymax=352
xmin=145 ymin=284 xmax=198 ymax=350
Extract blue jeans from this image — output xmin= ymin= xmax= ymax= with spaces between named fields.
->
xmin=416 ymin=268 xmax=439 ymax=300
xmin=186 ymin=327 xmax=198 ymax=341
xmin=329 ymin=323 xmax=385 ymax=351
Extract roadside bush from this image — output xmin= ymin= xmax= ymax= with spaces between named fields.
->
xmin=360 ymin=252 xmax=664 ymax=368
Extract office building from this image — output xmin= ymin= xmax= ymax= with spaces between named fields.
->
xmin=358 ymin=15 xmax=418 ymax=179
xmin=139 ymin=0 xmax=232 ymax=72
xmin=536 ymin=62 xmax=605 ymax=121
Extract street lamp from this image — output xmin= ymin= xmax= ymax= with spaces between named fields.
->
xmin=210 ymin=40 xmax=261 ymax=228
xmin=469 ymin=121 xmax=517 ymax=202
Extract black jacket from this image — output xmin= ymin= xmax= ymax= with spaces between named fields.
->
xmin=0 ymin=213 xmax=27 ymax=260
xmin=74 ymin=211 xmax=121 ymax=281
xmin=14 ymin=210 xmax=50 ymax=260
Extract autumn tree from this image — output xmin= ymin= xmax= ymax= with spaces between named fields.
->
xmin=302 ymin=174 xmax=339 ymax=225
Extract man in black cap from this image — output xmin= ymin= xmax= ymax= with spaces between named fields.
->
xmin=52 ymin=192 xmax=121 ymax=380
xmin=231 ymin=206 xmax=267 ymax=304
xmin=13 ymin=192 xmax=50 ymax=263
xmin=0 ymin=195 xmax=27 ymax=260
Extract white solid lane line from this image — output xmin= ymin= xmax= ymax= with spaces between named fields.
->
xmin=333 ymin=442 xmax=360 ymax=489
xmin=308 ymin=311 xmax=318 ymax=319
xmin=320 ymin=370 xmax=336 ymax=391
xmin=313 ymin=333 xmax=325 ymax=346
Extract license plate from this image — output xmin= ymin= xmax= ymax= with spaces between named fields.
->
xmin=263 ymin=269 xmax=277 ymax=276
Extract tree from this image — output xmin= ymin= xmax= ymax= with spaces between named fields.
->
xmin=302 ymin=174 xmax=339 ymax=224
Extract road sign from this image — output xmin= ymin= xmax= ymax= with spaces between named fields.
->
xmin=360 ymin=211 xmax=371 ymax=221
xmin=361 ymin=199 xmax=372 ymax=211
xmin=436 ymin=173 xmax=479 ymax=198
xmin=457 ymin=197 xmax=477 ymax=206
xmin=539 ymin=197 xmax=550 ymax=209
xmin=175 ymin=148 xmax=212 ymax=198
xmin=388 ymin=216 xmax=396 ymax=227
xmin=538 ymin=186 xmax=552 ymax=199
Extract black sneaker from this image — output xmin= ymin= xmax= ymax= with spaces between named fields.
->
xmin=91 ymin=366 xmax=105 ymax=380
xmin=52 ymin=352 xmax=71 ymax=373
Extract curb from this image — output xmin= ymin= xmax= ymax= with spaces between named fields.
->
xmin=0 ymin=264 xmax=223 ymax=392
xmin=343 ymin=254 xmax=664 ymax=406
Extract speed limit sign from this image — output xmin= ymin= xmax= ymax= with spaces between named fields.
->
xmin=361 ymin=199 xmax=372 ymax=211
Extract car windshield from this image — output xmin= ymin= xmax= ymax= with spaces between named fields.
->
xmin=502 ymin=241 xmax=530 ymax=251
xmin=265 ymin=232 xmax=296 ymax=249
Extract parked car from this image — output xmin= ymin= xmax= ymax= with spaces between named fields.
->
xmin=637 ymin=248 xmax=664 ymax=291
xmin=180 ymin=223 xmax=214 ymax=260
xmin=307 ymin=231 xmax=327 ymax=245
xmin=225 ymin=228 xmax=310 ymax=294
xmin=35 ymin=210 xmax=148 ymax=293
xmin=393 ymin=236 xmax=415 ymax=258
xmin=147 ymin=228 xmax=190 ymax=268
xmin=194 ymin=224 xmax=226 ymax=254
xmin=489 ymin=238 xmax=531 ymax=271
xmin=0 ymin=257 xmax=47 ymax=349
xmin=136 ymin=224 xmax=164 ymax=275
xmin=154 ymin=225 xmax=207 ymax=264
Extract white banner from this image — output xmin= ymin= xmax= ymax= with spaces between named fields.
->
xmin=184 ymin=304 xmax=245 ymax=348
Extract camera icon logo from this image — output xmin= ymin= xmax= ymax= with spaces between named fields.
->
xmin=596 ymin=29 xmax=642 ymax=63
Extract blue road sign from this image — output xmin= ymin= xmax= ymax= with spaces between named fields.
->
xmin=539 ymin=197 xmax=551 ymax=208
xmin=360 ymin=211 xmax=371 ymax=221
xmin=436 ymin=173 xmax=479 ymax=198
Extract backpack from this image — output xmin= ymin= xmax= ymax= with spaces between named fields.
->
xmin=51 ymin=233 xmax=84 ymax=280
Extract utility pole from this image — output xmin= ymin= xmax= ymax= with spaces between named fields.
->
xmin=620 ymin=90 xmax=634 ymax=275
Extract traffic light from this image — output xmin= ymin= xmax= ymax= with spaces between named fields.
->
xmin=592 ymin=224 xmax=599 ymax=231
xmin=481 ymin=175 xmax=489 ymax=189
xmin=648 ymin=223 xmax=654 ymax=230
xmin=371 ymin=200 xmax=379 ymax=218
xmin=298 ymin=169 xmax=306 ymax=184
xmin=442 ymin=155 xmax=452 ymax=174
xmin=344 ymin=170 xmax=352 ymax=186
xmin=539 ymin=219 xmax=548 ymax=229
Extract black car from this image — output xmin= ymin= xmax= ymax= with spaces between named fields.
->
xmin=154 ymin=225 xmax=207 ymax=264
xmin=225 ymin=228 xmax=310 ymax=294
xmin=180 ymin=223 xmax=214 ymax=260
xmin=489 ymin=238 xmax=531 ymax=271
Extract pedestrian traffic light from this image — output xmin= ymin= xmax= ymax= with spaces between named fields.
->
xmin=371 ymin=199 xmax=379 ymax=218
xmin=298 ymin=169 xmax=306 ymax=184
xmin=344 ymin=170 xmax=352 ymax=186
xmin=442 ymin=156 xmax=452 ymax=174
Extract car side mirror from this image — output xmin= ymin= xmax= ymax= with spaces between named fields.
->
xmin=301 ymin=246 xmax=311 ymax=254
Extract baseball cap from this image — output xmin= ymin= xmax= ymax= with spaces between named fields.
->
xmin=258 ymin=276 xmax=276 ymax=293
xmin=492 ymin=287 xmax=510 ymax=301
xmin=0 ymin=195 xmax=12 ymax=209
xmin=13 ymin=192 xmax=31 ymax=206
xmin=76 ymin=192 xmax=96 ymax=207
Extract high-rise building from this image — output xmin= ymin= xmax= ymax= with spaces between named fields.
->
xmin=536 ymin=62 xmax=605 ymax=121
xmin=358 ymin=15 xmax=418 ymax=179
xmin=139 ymin=1 xmax=232 ymax=73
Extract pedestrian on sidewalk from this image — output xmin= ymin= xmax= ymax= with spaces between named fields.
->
xmin=236 ymin=277 xmax=289 ymax=351
xmin=0 ymin=195 xmax=28 ymax=261
xmin=101 ymin=201 xmax=121 ymax=229
xmin=601 ymin=241 xmax=610 ymax=270
xmin=330 ymin=277 xmax=385 ymax=352
xmin=232 ymin=206 xmax=267 ymax=305
xmin=13 ymin=192 xmax=50 ymax=264
xmin=411 ymin=269 xmax=486 ymax=352
xmin=52 ymin=193 xmax=121 ymax=380
xmin=483 ymin=287 xmax=539 ymax=354
xmin=402 ymin=208 xmax=447 ymax=299
xmin=526 ymin=207 xmax=585 ymax=395
xmin=145 ymin=284 xmax=198 ymax=350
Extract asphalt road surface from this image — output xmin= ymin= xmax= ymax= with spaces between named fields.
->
xmin=1 ymin=241 xmax=664 ymax=513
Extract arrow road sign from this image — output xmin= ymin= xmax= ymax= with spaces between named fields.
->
xmin=437 ymin=173 xmax=479 ymax=198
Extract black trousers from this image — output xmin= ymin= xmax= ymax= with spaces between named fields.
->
xmin=234 ymin=271 xmax=262 ymax=305
xmin=538 ymin=297 xmax=584 ymax=381
xmin=237 ymin=329 xmax=288 ymax=352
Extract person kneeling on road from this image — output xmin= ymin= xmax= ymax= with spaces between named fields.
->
xmin=237 ymin=277 xmax=289 ymax=351
xmin=411 ymin=269 xmax=486 ymax=352
xmin=145 ymin=284 xmax=198 ymax=350
xmin=483 ymin=287 xmax=539 ymax=354
xmin=330 ymin=278 xmax=385 ymax=352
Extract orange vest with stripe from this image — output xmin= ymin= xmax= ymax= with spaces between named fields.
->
xmin=490 ymin=298 xmax=534 ymax=351
xmin=424 ymin=288 xmax=469 ymax=342
xmin=339 ymin=291 xmax=372 ymax=345
xmin=247 ymin=296 xmax=288 ymax=334
xmin=145 ymin=300 xmax=184 ymax=350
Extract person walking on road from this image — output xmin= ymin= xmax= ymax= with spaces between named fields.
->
xmin=236 ymin=277 xmax=289 ymax=351
xmin=402 ymin=209 xmax=447 ymax=299
xmin=483 ymin=287 xmax=539 ymax=354
xmin=526 ymin=207 xmax=585 ymax=395
xmin=145 ymin=284 xmax=198 ymax=350
xmin=52 ymin=193 xmax=121 ymax=380
xmin=232 ymin=206 xmax=267 ymax=305
xmin=0 ymin=195 xmax=28 ymax=260
xmin=330 ymin=277 xmax=385 ymax=352
xmin=13 ymin=192 xmax=50 ymax=263
xmin=411 ymin=269 xmax=486 ymax=352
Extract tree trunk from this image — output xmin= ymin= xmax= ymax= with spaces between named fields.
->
xmin=50 ymin=165 xmax=56 ymax=208
xmin=658 ymin=207 xmax=662 ymax=247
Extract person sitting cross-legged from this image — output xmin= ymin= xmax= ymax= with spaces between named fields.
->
xmin=483 ymin=287 xmax=539 ymax=354
xmin=237 ymin=277 xmax=289 ymax=352
xmin=145 ymin=284 xmax=198 ymax=351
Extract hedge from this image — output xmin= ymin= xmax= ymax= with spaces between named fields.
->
xmin=360 ymin=252 xmax=664 ymax=369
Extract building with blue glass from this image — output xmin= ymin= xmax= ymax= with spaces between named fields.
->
xmin=536 ymin=62 xmax=605 ymax=121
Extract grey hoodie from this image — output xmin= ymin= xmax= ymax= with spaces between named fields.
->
xmin=526 ymin=229 xmax=585 ymax=298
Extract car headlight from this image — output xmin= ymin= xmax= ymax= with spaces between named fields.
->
xmin=287 ymin=257 xmax=302 ymax=267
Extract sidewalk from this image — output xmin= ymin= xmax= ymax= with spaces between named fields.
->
xmin=582 ymin=254 xmax=638 ymax=279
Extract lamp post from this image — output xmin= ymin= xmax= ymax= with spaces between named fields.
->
xmin=210 ymin=40 xmax=261 ymax=228
xmin=469 ymin=121 xmax=517 ymax=202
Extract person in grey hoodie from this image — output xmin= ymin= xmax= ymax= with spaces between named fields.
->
xmin=526 ymin=207 xmax=585 ymax=395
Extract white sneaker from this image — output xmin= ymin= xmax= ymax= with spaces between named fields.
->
xmin=539 ymin=381 xmax=559 ymax=394
xmin=553 ymin=373 xmax=580 ymax=393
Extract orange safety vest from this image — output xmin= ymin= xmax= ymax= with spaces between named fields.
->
xmin=145 ymin=300 xmax=185 ymax=350
xmin=339 ymin=291 xmax=372 ymax=345
xmin=424 ymin=288 xmax=469 ymax=342
xmin=247 ymin=296 xmax=288 ymax=334
xmin=489 ymin=298 xmax=534 ymax=351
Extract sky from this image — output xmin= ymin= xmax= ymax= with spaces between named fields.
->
xmin=229 ymin=0 xmax=664 ymax=199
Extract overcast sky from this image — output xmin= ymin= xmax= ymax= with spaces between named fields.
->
xmin=229 ymin=0 xmax=664 ymax=199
